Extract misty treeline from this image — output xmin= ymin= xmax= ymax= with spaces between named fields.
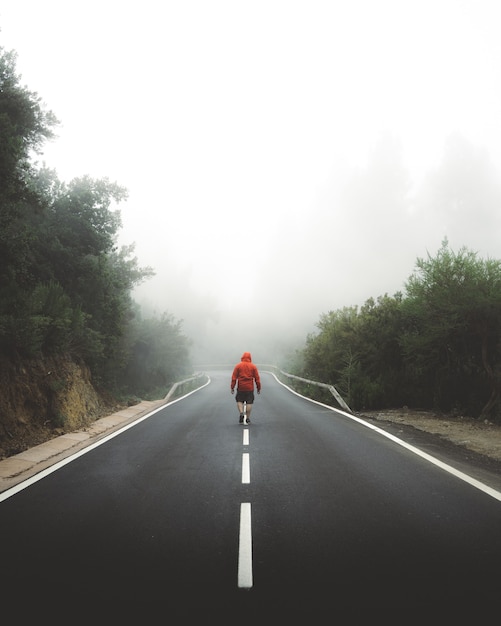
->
xmin=0 ymin=47 xmax=191 ymax=398
xmin=291 ymin=239 xmax=501 ymax=422
xmin=5 ymin=44 xmax=501 ymax=423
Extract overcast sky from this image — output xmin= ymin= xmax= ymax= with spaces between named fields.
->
xmin=2 ymin=0 xmax=501 ymax=364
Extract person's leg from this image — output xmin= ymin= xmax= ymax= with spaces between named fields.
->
xmin=236 ymin=394 xmax=245 ymax=422
xmin=244 ymin=392 xmax=255 ymax=423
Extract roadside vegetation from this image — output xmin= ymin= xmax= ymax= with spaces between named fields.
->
xmin=290 ymin=241 xmax=501 ymax=422
xmin=0 ymin=47 xmax=192 ymax=402
xmin=3 ymin=41 xmax=501 ymax=439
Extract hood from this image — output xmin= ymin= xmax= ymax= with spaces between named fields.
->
xmin=241 ymin=352 xmax=252 ymax=362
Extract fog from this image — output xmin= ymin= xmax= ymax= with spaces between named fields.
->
xmin=2 ymin=1 xmax=501 ymax=366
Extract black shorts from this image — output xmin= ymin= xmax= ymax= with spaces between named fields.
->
xmin=236 ymin=390 xmax=255 ymax=404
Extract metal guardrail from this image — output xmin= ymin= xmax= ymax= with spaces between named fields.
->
xmin=164 ymin=372 xmax=208 ymax=401
xmin=193 ymin=363 xmax=352 ymax=414
xmin=275 ymin=369 xmax=352 ymax=413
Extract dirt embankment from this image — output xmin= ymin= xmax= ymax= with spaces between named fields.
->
xmin=0 ymin=355 xmax=122 ymax=459
xmin=358 ymin=407 xmax=501 ymax=463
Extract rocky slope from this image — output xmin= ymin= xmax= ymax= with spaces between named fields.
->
xmin=0 ymin=355 xmax=122 ymax=459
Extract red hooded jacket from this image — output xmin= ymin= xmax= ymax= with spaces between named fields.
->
xmin=231 ymin=352 xmax=261 ymax=392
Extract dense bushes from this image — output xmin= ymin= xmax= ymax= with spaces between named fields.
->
xmin=296 ymin=241 xmax=501 ymax=421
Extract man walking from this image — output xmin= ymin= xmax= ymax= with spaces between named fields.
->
xmin=231 ymin=352 xmax=261 ymax=424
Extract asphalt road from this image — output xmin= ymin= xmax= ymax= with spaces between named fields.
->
xmin=2 ymin=370 xmax=501 ymax=623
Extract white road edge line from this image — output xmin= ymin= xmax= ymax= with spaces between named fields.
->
xmin=269 ymin=371 xmax=501 ymax=502
xmin=242 ymin=452 xmax=250 ymax=484
xmin=238 ymin=502 xmax=253 ymax=589
xmin=0 ymin=381 xmax=210 ymax=503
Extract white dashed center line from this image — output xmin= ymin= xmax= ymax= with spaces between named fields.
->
xmin=238 ymin=502 xmax=253 ymax=588
xmin=242 ymin=452 xmax=250 ymax=484
xmin=243 ymin=428 xmax=249 ymax=446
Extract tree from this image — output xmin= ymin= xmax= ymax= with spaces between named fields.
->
xmin=353 ymin=293 xmax=407 ymax=407
xmin=120 ymin=312 xmax=192 ymax=397
xmin=30 ymin=172 xmax=128 ymax=292
xmin=301 ymin=306 xmax=361 ymax=403
xmin=0 ymin=48 xmax=59 ymax=296
xmin=0 ymin=48 xmax=156 ymax=373
xmin=301 ymin=294 xmax=406 ymax=410
xmin=0 ymin=44 xmax=192 ymax=408
xmin=0 ymin=48 xmax=58 ymax=201
xmin=402 ymin=239 xmax=501 ymax=418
